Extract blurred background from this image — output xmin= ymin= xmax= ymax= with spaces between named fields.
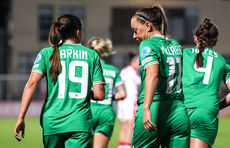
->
xmin=1 ymin=0 xmax=230 ymax=114
xmin=0 ymin=0 xmax=230 ymax=147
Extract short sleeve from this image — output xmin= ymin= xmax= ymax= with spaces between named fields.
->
xmin=139 ymin=41 xmax=159 ymax=70
xmin=93 ymin=55 xmax=105 ymax=85
xmin=32 ymin=52 xmax=46 ymax=76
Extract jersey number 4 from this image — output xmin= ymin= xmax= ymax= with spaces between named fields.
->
xmin=58 ymin=61 xmax=89 ymax=99
xmin=194 ymin=56 xmax=213 ymax=84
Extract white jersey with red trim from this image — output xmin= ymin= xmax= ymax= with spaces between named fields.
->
xmin=117 ymin=65 xmax=141 ymax=121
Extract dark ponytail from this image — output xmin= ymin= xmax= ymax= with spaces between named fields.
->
xmin=135 ymin=4 xmax=169 ymax=37
xmin=194 ymin=18 xmax=218 ymax=68
xmin=48 ymin=14 xmax=82 ymax=81
xmin=48 ymin=21 xmax=62 ymax=81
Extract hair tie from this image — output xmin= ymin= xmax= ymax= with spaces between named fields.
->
xmin=211 ymin=37 xmax=218 ymax=41
xmin=194 ymin=35 xmax=218 ymax=41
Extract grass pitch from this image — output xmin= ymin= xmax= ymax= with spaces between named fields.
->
xmin=1 ymin=117 xmax=230 ymax=148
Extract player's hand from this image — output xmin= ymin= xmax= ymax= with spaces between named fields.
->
xmin=143 ymin=108 xmax=157 ymax=132
xmin=14 ymin=118 xmax=25 ymax=141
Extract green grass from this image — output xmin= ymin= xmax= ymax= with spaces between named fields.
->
xmin=1 ymin=117 xmax=230 ymax=148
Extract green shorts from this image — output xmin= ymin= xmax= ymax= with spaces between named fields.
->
xmin=187 ymin=107 xmax=218 ymax=146
xmin=43 ymin=132 xmax=92 ymax=148
xmin=91 ymin=103 xmax=115 ymax=138
xmin=132 ymin=100 xmax=190 ymax=148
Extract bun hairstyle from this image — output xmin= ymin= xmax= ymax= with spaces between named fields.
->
xmin=135 ymin=4 xmax=168 ymax=37
xmin=194 ymin=18 xmax=219 ymax=68
xmin=87 ymin=37 xmax=116 ymax=57
xmin=48 ymin=14 xmax=82 ymax=81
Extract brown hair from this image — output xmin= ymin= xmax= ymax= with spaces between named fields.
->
xmin=194 ymin=18 xmax=218 ymax=68
xmin=48 ymin=14 xmax=82 ymax=80
xmin=134 ymin=4 xmax=168 ymax=37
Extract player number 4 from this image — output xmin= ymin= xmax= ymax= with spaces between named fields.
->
xmin=194 ymin=56 xmax=213 ymax=84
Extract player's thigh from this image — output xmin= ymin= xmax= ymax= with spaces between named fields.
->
xmin=65 ymin=132 xmax=92 ymax=148
xmin=132 ymin=103 xmax=160 ymax=148
xmin=162 ymin=101 xmax=190 ymax=148
xmin=43 ymin=134 xmax=65 ymax=148
xmin=187 ymin=107 xmax=218 ymax=147
xmin=94 ymin=107 xmax=115 ymax=138
xmin=117 ymin=99 xmax=136 ymax=121
xmin=93 ymin=132 xmax=110 ymax=148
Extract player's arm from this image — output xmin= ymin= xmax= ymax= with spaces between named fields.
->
xmin=143 ymin=64 xmax=158 ymax=132
xmin=92 ymin=84 xmax=105 ymax=101
xmin=219 ymin=82 xmax=230 ymax=110
xmin=113 ymin=84 xmax=127 ymax=100
xmin=14 ymin=71 xmax=43 ymax=141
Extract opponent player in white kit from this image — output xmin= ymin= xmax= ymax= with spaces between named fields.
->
xmin=117 ymin=52 xmax=141 ymax=148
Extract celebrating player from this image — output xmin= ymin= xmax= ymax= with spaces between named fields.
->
xmin=87 ymin=37 xmax=127 ymax=148
xmin=182 ymin=18 xmax=230 ymax=148
xmin=117 ymin=52 xmax=141 ymax=148
xmin=130 ymin=4 xmax=190 ymax=147
xmin=14 ymin=14 xmax=105 ymax=148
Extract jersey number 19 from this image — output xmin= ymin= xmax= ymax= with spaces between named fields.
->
xmin=59 ymin=61 xmax=89 ymax=99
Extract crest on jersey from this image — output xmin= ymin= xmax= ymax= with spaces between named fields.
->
xmin=141 ymin=46 xmax=151 ymax=57
xmin=34 ymin=53 xmax=42 ymax=63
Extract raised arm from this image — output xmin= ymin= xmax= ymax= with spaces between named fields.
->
xmin=14 ymin=72 xmax=43 ymax=141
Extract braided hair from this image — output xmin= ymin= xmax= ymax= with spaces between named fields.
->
xmin=194 ymin=18 xmax=219 ymax=68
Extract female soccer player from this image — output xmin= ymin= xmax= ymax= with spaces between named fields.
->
xmin=130 ymin=4 xmax=190 ymax=148
xmin=117 ymin=52 xmax=141 ymax=148
xmin=14 ymin=14 xmax=105 ymax=148
xmin=87 ymin=37 xmax=127 ymax=148
xmin=183 ymin=18 xmax=230 ymax=148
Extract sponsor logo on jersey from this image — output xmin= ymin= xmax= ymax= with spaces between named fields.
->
xmin=34 ymin=53 xmax=42 ymax=63
xmin=141 ymin=46 xmax=151 ymax=57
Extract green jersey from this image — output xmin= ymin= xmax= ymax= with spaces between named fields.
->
xmin=91 ymin=60 xmax=123 ymax=106
xmin=138 ymin=36 xmax=183 ymax=105
xmin=183 ymin=47 xmax=230 ymax=115
xmin=32 ymin=43 xmax=105 ymax=136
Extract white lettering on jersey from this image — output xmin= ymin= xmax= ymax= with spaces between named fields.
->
xmin=161 ymin=45 xmax=182 ymax=55
xmin=103 ymin=70 xmax=115 ymax=78
xmin=192 ymin=48 xmax=218 ymax=58
xmin=60 ymin=47 xmax=88 ymax=59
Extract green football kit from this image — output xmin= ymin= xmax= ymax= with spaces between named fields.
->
xmin=32 ymin=44 xmax=105 ymax=147
xmin=183 ymin=47 xmax=230 ymax=146
xmin=132 ymin=36 xmax=190 ymax=148
xmin=91 ymin=60 xmax=123 ymax=138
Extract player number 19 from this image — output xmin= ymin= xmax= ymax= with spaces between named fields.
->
xmin=59 ymin=61 xmax=89 ymax=99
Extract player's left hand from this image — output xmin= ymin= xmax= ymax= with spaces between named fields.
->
xmin=143 ymin=108 xmax=157 ymax=132
xmin=14 ymin=118 xmax=25 ymax=141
